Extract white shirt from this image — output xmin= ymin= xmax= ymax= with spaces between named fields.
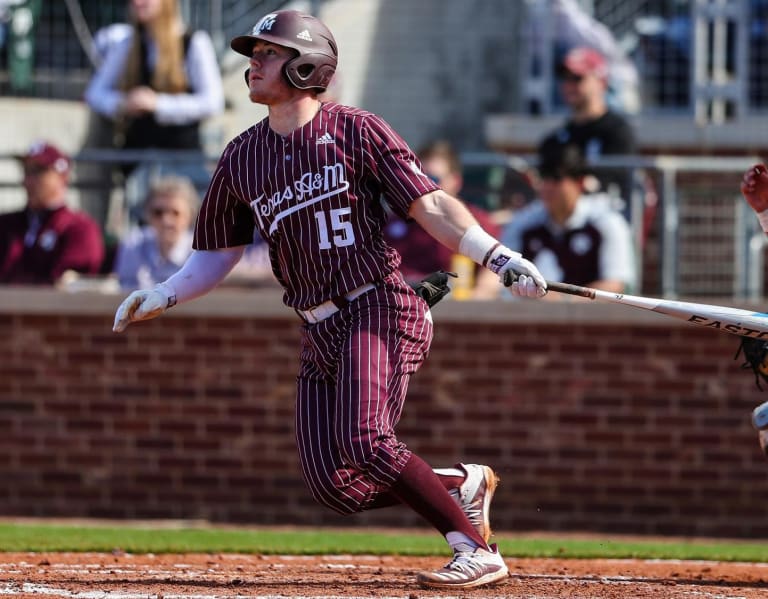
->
xmin=84 ymin=29 xmax=224 ymax=125
xmin=114 ymin=226 xmax=194 ymax=290
xmin=502 ymin=192 xmax=636 ymax=289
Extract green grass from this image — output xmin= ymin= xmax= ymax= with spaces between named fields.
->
xmin=1 ymin=522 xmax=768 ymax=562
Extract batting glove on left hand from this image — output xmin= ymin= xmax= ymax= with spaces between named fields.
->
xmin=113 ymin=286 xmax=174 ymax=332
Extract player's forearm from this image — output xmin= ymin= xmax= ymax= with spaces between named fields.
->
xmin=160 ymin=247 xmax=245 ymax=305
xmin=409 ymin=191 xmax=479 ymax=253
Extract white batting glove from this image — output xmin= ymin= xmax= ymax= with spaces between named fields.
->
xmin=113 ymin=284 xmax=175 ymax=332
xmin=458 ymin=225 xmax=548 ymax=298
xmin=507 ymin=273 xmax=544 ymax=298
xmin=492 ymin=255 xmax=547 ymax=298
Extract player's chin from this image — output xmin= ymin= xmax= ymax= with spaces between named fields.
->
xmin=248 ymin=89 xmax=270 ymax=104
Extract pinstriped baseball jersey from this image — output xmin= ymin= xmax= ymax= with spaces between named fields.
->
xmin=193 ymin=102 xmax=439 ymax=309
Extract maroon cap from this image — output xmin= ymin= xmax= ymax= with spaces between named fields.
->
xmin=15 ymin=141 xmax=71 ymax=174
xmin=560 ymin=47 xmax=608 ymax=79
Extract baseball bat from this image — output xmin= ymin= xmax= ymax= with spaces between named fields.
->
xmin=503 ymin=272 xmax=768 ymax=339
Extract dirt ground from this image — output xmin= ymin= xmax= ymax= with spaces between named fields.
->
xmin=1 ymin=551 xmax=768 ymax=599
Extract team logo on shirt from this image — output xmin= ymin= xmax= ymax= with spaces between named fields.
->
xmin=408 ymin=160 xmax=424 ymax=176
xmin=38 ymin=230 xmax=58 ymax=251
xmin=570 ymin=232 xmax=593 ymax=255
xmin=250 ymin=162 xmax=350 ymax=235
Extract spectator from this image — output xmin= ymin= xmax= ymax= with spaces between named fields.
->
xmin=221 ymin=230 xmax=280 ymax=288
xmin=501 ymin=139 xmax=636 ymax=299
xmin=383 ymin=140 xmax=500 ymax=299
xmin=112 ymin=175 xmax=198 ymax=290
xmin=539 ymin=46 xmax=638 ymax=217
xmin=84 ymin=0 xmax=224 ymax=204
xmin=0 ymin=141 xmax=104 ymax=285
xmin=529 ymin=0 xmax=640 ymax=114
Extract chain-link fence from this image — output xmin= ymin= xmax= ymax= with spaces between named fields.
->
xmin=0 ymin=0 xmax=288 ymax=99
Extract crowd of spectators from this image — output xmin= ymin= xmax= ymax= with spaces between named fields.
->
xmin=1 ymin=1 xmax=645 ymax=300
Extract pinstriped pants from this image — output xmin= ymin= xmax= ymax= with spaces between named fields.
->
xmin=295 ymin=271 xmax=433 ymax=515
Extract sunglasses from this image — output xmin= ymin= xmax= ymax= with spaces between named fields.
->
xmin=149 ymin=207 xmax=183 ymax=218
xmin=23 ymin=164 xmax=51 ymax=176
xmin=538 ymin=166 xmax=565 ymax=180
xmin=559 ymin=73 xmax=585 ymax=83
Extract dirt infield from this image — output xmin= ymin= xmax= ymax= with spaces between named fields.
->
xmin=1 ymin=552 xmax=767 ymax=598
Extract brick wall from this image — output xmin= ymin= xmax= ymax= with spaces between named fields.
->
xmin=1 ymin=288 xmax=766 ymax=537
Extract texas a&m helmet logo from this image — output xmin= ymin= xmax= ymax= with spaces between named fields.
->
xmin=253 ymin=13 xmax=277 ymax=34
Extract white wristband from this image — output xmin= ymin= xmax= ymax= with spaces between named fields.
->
xmin=458 ymin=224 xmax=519 ymax=273
xmin=757 ymin=210 xmax=768 ymax=233
xmin=459 ymin=225 xmax=500 ymax=266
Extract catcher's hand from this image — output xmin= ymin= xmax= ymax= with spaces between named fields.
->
xmin=113 ymin=288 xmax=171 ymax=332
xmin=735 ymin=335 xmax=768 ymax=390
xmin=741 ymin=164 xmax=768 ymax=214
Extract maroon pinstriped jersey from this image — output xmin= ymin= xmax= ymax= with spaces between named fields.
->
xmin=194 ymin=102 xmax=439 ymax=309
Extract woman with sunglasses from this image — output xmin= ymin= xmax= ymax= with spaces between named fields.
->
xmin=112 ymin=175 xmax=198 ymax=290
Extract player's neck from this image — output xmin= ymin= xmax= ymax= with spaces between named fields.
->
xmin=268 ymin=96 xmax=322 ymax=137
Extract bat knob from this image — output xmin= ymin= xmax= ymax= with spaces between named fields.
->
xmin=502 ymin=270 xmax=519 ymax=287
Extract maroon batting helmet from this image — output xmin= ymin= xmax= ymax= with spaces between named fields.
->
xmin=231 ymin=10 xmax=338 ymax=91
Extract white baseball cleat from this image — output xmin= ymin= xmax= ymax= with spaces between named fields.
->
xmin=752 ymin=400 xmax=768 ymax=430
xmin=416 ymin=543 xmax=509 ymax=589
xmin=751 ymin=402 xmax=768 ymax=456
xmin=449 ymin=463 xmax=499 ymax=543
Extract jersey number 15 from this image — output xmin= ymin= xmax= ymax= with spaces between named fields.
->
xmin=315 ymin=208 xmax=355 ymax=249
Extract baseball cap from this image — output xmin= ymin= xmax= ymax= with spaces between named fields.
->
xmin=537 ymin=139 xmax=588 ymax=180
xmin=558 ymin=46 xmax=608 ymax=80
xmin=15 ymin=141 xmax=71 ymax=174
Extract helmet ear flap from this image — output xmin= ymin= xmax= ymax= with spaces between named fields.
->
xmin=284 ymin=55 xmax=334 ymax=91
xmin=312 ymin=64 xmax=335 ymax=91
xmin=283 ymin=57 xmax=313 ymax=90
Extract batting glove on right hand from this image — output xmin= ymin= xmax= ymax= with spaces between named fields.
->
xmin=113 ymin=287 xmax=173 ymax=332
xmin=493 ymin=253 xmax=547 ymax=298
xmin=507 ymin=273 xmax=544 ymax=299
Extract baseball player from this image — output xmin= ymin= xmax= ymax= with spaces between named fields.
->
xmin=112 ymin=10 xmax=547 ymax=589
xmin=740 ymin=164 xmax=768 ymax=454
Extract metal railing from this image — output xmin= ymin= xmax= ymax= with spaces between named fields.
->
xmin=462 ymin=151 xmax=765 ymax=300
xmin=1 ymin=150 xmax=765 ymax=301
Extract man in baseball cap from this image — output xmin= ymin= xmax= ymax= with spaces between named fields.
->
xmin=558 ymin=46 xmax=609 ymax=81
xmin=538 ymin=45 xmax=637 ymax=216
xmin=14 ymin=141 xmax=72 ymax=175
xmin=0 ymin=140 xmax=104 ymax=284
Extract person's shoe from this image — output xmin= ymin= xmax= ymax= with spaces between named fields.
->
xmin=416 ymin=543 xmax=509 ymax=589
xmin=448 ymin=464 xmax=499 ymax=543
